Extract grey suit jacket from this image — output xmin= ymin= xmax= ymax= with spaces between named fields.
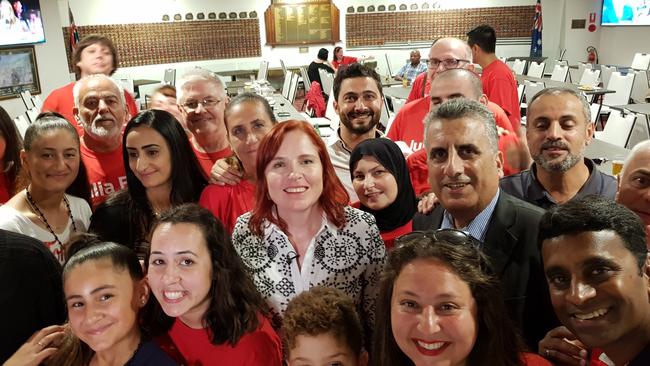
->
xmin=412 ymin=191 xmax=557 ymax=349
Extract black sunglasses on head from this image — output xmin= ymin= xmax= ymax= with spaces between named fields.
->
xmin=395 ymin=229 xmax=482 ymax=248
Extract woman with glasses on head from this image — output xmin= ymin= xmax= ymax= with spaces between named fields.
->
xmin=373 ymin=230 xmax=551 ymax=366
xmin=349 ymin=138 xmax=417 ymax=249
xmin=0 ymin=106 xmax=22 ymax=203
xmin=89 ymin=109 xmax=207 ymax=255
xmin=231 ymin=120 xmax=386 ymax=342
xmin=199 ymin=93 xmax=277 ymax=233
xmin=0 ymin=112 xmax=91 ymax=264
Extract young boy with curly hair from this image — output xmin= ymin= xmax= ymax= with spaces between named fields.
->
xmin=283 ymin=286 xmax=369 ymax=366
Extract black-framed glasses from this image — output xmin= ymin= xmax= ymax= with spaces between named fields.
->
xmin=180 ymin=98 xmax=222 ymax=111
xmin=426 ymin=58 xmax=471 ymax=69
xmin=396 ymin=229 xmax=481 ymax=248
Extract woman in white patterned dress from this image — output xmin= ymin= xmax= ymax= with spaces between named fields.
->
xmin=231 ymin=120 xmax=386 ymax=343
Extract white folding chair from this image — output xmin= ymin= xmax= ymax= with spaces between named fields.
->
xmin=550 ymin=64 xmax=569 ymax=82
xmin=20 ymin=90 xmax=35 ymax=109
xmin=287 ymin=72 xmax=299 ymax=104
xmin=257 ymin=61 xmax=269 ymax=81
xmin=578 ymin=69 xmax=601 ymax=87
xmin=594 ymin=109 xmax=637 ymax=148
xmin=300 ymin=66 xmax=311 ymax=93
xmin=595 ymin=71 xmax=636 ymax=127
xmin=526 ymin=62 xmax=545 ymax=78
xmin=630 ymin=69 xmax=650 ymax=103
xmin=281 ymin=72 xmax=292 ymax=99
xmin=603 ymin=72 xmax=635 ymax=107
xmin=517 ymin=84 xmax=525 ymax=104
xmin=631 ymin=53 xmax=650 ymax=70
xmin=600 ymin=65 xmax=617 ymax=88
xmin=13 ymin=115 xmax=30 ymax=140
xmin=589 ymin=103 xmax=601 ymax=124
xmin=279 ymin=59 xmax=288 ymax=76
xmin=318 ymin=69 xmax=334 ymax=97
xmin=31 ymin=94 xmax=43 ymax=109
xmin=163 ymin=69 xmax=176 ymax=86
xmin=25 ymin=107 xmax=39 ymax=124
xmin=511 ymin=59 xmax=526 ymax=75
xmin=521 ymin=80 xmax=545 ymax=110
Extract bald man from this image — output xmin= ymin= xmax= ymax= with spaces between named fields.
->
xmin=617 ymin=140 xmax=650 ymax=244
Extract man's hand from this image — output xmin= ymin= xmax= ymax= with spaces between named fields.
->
xmin=209 ymin=158 xmax=242 ymax=186
xmin=538 ymin=326 xmax=588 ymax=366
xmin=497 ymin=125 xmax=510 ymax=136
xmin=393 ymin=75 xmax=403 ymax=81
xmin=417 ymin=192 xmax=438 ymax=214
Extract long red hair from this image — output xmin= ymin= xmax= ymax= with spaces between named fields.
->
xmin=249 ymin=120 xmax=349 ymax=236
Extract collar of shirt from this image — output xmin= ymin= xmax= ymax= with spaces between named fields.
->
xmin=263 ymin=212 xmax=338 ymax=242
xmin=527 ymin=158 xmax=600 ymax=205
xmin=441 ymin=189 xmax=500 ymax=242
xmin=327 ymin=128 xmax=385 ymax=153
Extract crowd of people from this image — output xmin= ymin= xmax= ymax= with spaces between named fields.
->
xmin=0 ymin=24 xmax=649 ymax=366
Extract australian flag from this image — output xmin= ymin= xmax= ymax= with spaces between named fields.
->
xmin=530 ymin=0 xmax=542 ymax=57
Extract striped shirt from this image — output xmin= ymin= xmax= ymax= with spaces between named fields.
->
xmin=441 ymin=190 xmax=501 ymax=242
xmin=396 ymin=62 xmax=427 ymax=83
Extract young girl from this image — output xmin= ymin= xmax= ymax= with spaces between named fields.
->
xmin=4 ymin=234 xmax=177 ymax=366
xmin=0 ymin=112 xmax=91 ymax=263
xmin=350 ymin=138 xmax=418 ymax=248
xmin=147 ymin=203 xmax=282 ymax=365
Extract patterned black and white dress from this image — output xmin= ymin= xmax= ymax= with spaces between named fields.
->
xmin=231 ymin=206 xmax=386 ymax=334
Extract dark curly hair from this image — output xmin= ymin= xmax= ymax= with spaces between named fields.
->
xmin=283 ymin=286 xmax=364 ymax=357
xmin=145 ymin=203 xmax=268 ymax=345
xmin=373 ymin=232 xmax=524 ymax=366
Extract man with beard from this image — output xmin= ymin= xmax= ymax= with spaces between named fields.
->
xmin=412 ymin=98 xmax=554 ymax=349
xmin=73 ymin=74 xmax=129 ymax=208
xmin=177 ymin=69 xmax=232 ymax=178
xmin=500 ymin=87 xmax=616 ymax=209
xmin=327 ymin=63 xmax=384 ymax=200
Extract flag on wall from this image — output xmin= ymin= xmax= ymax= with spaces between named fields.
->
xmin=530 ymin=0 xmax=542 ymax=57
xmin=68 ymin=2 xmax=80 ymax=50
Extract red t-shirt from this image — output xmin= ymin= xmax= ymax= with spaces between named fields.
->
xmin=381 ymin=220 xmax=412 ymax=249
xmin=521 ymin=352 xmax=553 ymax=366
xmin=159 ymin=317 xmax=282 ymax=366
xmin=387 ymin=98 xmax=519 ymax=175
xmin=480 ymin=59 xmax=521 ymax=134
xmin=407 ymin=72 xmax=430 ymax=103
xmin=81 ymin=141 xmax=127 ymax=208
xmin=0 ymin=172 xmax=10 ymax=204
xmin=42 ymin=82 xmax=138 ymax=136
xmin=199 ymin=180 xmax=255 ymax=233
xmin=192 ymin=144 xmax=233 ymax=179
xmin=332 ymin=56 xmax=358 ymax=69
xmin=349 ymin=201 xmax=412 ymax=249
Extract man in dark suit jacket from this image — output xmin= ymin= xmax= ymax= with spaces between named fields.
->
xmin=413 ymin=98 xmax=555 ymax=349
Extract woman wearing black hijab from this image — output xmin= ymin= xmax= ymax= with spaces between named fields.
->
xmin=349 ymin=139 xmax=417 ymax=248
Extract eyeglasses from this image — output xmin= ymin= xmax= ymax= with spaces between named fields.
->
xmin=395 ymin=229 xmax=481 ymax=248
xmin=180 ymin=98 xmax=221 ymax=111
xmin=426 ymin=58 xmax=471 ymax=69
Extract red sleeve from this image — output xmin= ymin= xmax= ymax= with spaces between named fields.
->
xmin=199 ymin=185 xmax=229 ymax=229
xmin=488 ymin=101 xmax=517 ymax=135
xmin=406 ymin=149 xmax=430 ymax=196
xmin=42 ymin=90 xmax=60 ymax=114
xmin=407 ymin=73 xmax=427 ymax=103
xmin=125 ymin=91 xmax=139 ymax=119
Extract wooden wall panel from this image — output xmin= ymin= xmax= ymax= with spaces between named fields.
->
xmin=346 ymin=6 xmax=535 ymax=47
xmin=62 ymin=19 xmax=261 ymax=72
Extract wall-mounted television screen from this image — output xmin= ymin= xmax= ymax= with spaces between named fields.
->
xmin=0 ymin=0 xmax=45 ymax=46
